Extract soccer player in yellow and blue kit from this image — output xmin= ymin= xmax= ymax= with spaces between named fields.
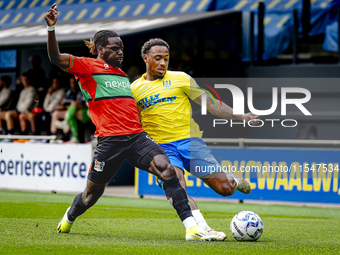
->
xmin=132 ymin=39 xmax=260 ymax=241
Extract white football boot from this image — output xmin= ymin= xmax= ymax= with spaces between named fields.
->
xmin=203 ymin=226 xmax=227 ymax=241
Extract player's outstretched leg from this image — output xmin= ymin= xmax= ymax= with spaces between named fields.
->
xmin=148 ymin=155 xmax=217 ymax=241
xmin=57 ymin=180 xmax=106 ymax=233
xmin=157 ymin=172 xmax=225 ymax=240
xmin=192 ymin=209 xmax=226 ymax=241
xmin=203 ymin=172 xmax=237 ymax=197
xmin=226 ymin=172 xmax=251 ymax=194
xmin=185 ymin=225 xmax=219 ymax=241
xmin=171 ymin=166 xmax=226 ymax=240
xmin=187 ymin=138 xmax=250 ymax=196
xmin=57 ymin=206 xmax=73 ymax=233
xmin=203 ymin=171 xmax=251 ymax=196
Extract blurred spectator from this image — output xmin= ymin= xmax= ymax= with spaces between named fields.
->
xmin=126 ymin=56 xmax=143 ymax=83
xmin=55 ymin=99 xmax=91 ymax=143
xmin=126 ymin=65 xmax=142 ymax=83
xmin=51 ymin=77 xmax=78 ymax=136
xmin=15 ymin=76 xmax=23 ymax=92
xmin=10 ymin=76 xmax=24 ymax=109
xmin=3 ymin=72 xmax=37 ymax=139
xmin=54 ymin=77 xmax=79 ymax=111
xmin=176 ymin=49 xmax=196 ymax=76
xmin=27 ymin=54 xmax=47 ymax=108
xmin=0 ymin=76 xmax=13 ymax=134
xmin=28 ymin=77 xmax=65 ymax=139
xmin=51 ymin=77 xmax=90 ymax=143
xmin=27 ymin=54 xmax=46 ymax=91
xmin=44 ymin=77 xmax=65 ymax=113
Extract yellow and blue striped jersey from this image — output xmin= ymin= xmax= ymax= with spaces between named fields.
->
xmin=131 ymin=71 xmax=204 ymax=143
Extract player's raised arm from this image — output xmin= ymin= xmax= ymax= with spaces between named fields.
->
xmin=193 ymin=94 xmax=260 ymax=123
xmin=45 ymin=4 xmax=69 ymax=69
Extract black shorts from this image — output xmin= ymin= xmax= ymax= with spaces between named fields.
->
xmin=88 ymin=131 xmax=166 ymax=184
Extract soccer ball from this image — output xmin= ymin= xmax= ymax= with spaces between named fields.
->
xmin=230 ymin=211 xmax=263 ymax=241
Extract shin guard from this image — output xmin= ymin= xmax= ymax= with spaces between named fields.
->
xmin=163 ymin=177 xmax=192 ymax=221
xmin=67 ymin=193 xmax=89 ymax=221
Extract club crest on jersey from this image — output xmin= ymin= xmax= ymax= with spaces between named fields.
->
xmin=94 ymin=160 xmax=105 ymax=172
xmin=104 ymin=64 xmax=109 ymax=69
xmin=163 ymin=80 xmax=171 ymax=88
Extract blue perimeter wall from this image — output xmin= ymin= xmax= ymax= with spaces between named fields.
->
xmin=136 ymin=147 xmax=340 ymax=204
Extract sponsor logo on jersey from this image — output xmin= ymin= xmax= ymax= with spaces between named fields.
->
xmin=104 ymin=64 xmax=109 ymax=69
xmin=94 ymin=160 xmax=105 ymax=172
xmin=105 ymin=81 xmax=131 ymax=89
xmin=137 ymin=93 xmax=177 ymax=110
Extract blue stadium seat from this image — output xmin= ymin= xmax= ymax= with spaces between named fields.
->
xmin=1 ymin=0 xmax=340 ymax=58
xmin=253 ymin=12 xmax=293 ymax=60
xmin=0 ymin=0 xmax=214 ymax=28
xmin=323 ymin=20 xmax=338 ymax=52
xmin=215 ymin=0 xmax=340 ymax=59
xmin=0 ymin=0 xmax=144 ymax=11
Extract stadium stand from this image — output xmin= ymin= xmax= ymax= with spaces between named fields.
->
xmin=0 ymin=0 xmax=214 ymax=28
xmin=323 ymin=19 xmax=338 ymax=51
xmin=216 ymin=0 xmax=340 ymax=59
xmin=1 ymin=0 xmax=340 ymax=60
xmin=1 ymin=0 xmax=340 ymax=142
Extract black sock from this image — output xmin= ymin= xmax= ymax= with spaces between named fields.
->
xmin=67 ymin=193 xmax=89 ymax=221
xmin=62 ymin=133 xmax=70 ymax=141
xmin=7 ymin=128 xmax=15 ymax=135
xmin=163 ymin=177 xmax=192 ymax=222
xmin=20 ymin=129 xmax=28 ymax=135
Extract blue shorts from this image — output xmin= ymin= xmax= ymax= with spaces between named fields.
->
xmin=159 ymin=137 xmax=221 ymax=179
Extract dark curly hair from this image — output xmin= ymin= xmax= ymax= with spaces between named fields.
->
xmin=84 ymin=30 xmax=119 ymax=55
xmin=141 ymin=38 xmax=170 ymax=56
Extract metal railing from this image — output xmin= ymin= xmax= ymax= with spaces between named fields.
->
xmin=0 ymin=135 xmax=57 ymax=141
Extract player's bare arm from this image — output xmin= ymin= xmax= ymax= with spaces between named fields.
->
xmin=193 ymin=94 xmax=260 ymax=123
xmin=45 ymin=4 xmax=69 ymax=69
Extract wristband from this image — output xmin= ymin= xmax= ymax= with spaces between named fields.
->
xmin=47 ymin=25 xmax=55 ymax=31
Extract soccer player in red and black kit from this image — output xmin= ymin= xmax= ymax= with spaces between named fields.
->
xmin=45 ymin=4 xmax=216 ymax=241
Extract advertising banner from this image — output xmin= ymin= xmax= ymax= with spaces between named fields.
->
xmin=136 ymin=147 xmax=340 ymax=204
xmin=0 ymin=143 xmax=92 ymax=192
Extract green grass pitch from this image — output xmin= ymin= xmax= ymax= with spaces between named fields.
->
xmin=0 ymin=190 xmax=339 ymax=254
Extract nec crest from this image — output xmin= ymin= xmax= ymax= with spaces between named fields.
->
xmin=94 ymin=160 xmax=105 ymax=172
